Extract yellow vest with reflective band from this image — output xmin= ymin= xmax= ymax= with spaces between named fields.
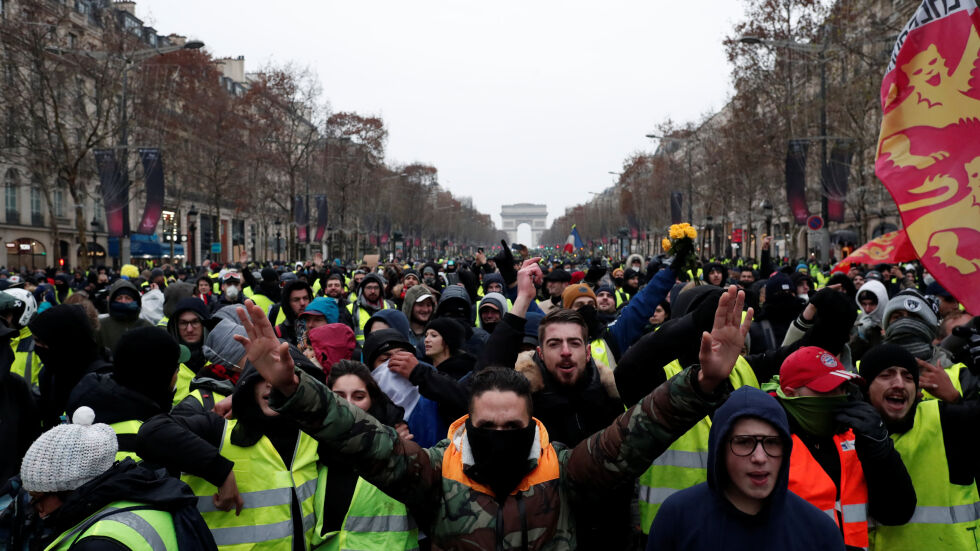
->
xmin=346 ymin=301 xmax=392 ymax=344
xmin=638 ymin=356 xmax=759 ymax=534
xmin=869 ymin=399 xmax=980 ymax=551
xmin=44 ymin=500 xmax=178 ymax=551
xmin=181 ymin=419 xmax=320 ymax=551
xmin=109 ymin=420 xmax=143 ymax=462
xmin=590 ymin=337 xmax=616 ymax=370
xmin=312 ymin=279 xmax=322 ymax=296
xmin=243 ymin=286 xmax=255 ymax=299
xmin=615 ymin=288 xmax=630 ymax=308
xmin=156 ymin=315 xmax=169 ymax=328
xmin=172 ymin=363 xmax=197 ymax=409
xmin=311 ymin=465 xmax=418 ymax=551
xmin=9 ymin=326 xmax=41 ymax=389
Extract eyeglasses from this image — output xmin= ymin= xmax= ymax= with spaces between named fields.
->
xmin=729 ymin=435 xmax=784 ymax=458
xmin=178 ymin=319 xmax=202 ymax=329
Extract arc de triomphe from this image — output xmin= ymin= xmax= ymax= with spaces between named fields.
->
xmin=500 ymin=203 xmax=548 ymax=248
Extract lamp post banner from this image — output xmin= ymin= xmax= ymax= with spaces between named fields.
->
xmin=876 ymin=2 xmax=980 ymax=314
xmin=670 ymin=191 xmax=683 ymax=224
xmin=823 ymin=141 xmax=852 ymax=223
xmin=294 ymin=195 xmax=309 ymax=243
xmin=136 ymin=148 xmax=165 ymax=235
xmin=314 ymin=195 xmax=328 ymax=242
xmin=93 ymin=149 xmax=129 ymax=238
xmin=785 ymin=139 xmax=811 ymax=225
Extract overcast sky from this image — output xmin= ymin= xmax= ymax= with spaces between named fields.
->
xmin=136 ymin=1 xmax=745 ymax=242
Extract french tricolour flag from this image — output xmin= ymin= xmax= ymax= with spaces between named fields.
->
xmin=564 ymin=225 xmax=584 ymax=253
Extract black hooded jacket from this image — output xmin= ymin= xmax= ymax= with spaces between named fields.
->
xmin=166 ymin=297 xmax=217 ymax=372
xmin=29 ymin=304 xmax=112 ymax=429
xmin=38 ymin=460 xmax=216 ymax=551
xmin=0 ymin=321 xmax=38 ymax=483
xmin=648 ymin=386 xmax=844 ymax=550
xmin=273 ymin=279 xmax=313 ymax=345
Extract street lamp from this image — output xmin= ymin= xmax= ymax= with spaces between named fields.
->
xmin=275 ymin=218 xmax=282 ymax=263
xmin=187 ymin=205 xmax=198 ymax=266
xmin=646 ymin=134 xmax=694 ymax=223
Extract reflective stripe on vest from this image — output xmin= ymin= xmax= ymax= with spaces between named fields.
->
xmin=312 ymin=465 xmax=419 ymax=551
xmin=180 ymin=419 xmax=319 ymax=550
xmin=638 ymin=356 xmax=759 ymax=533
xmin=44 ymin=502 xmax=178 ymax=551
xmin=347 ymin=303 xmax=375 ymax=343
xmin=870 ymin=399 xmax=980 ymax=550
xmin=109 ymin=420 xmax=143 ymax=462
xmin=789 ymin=429 xmax=869 ymax=548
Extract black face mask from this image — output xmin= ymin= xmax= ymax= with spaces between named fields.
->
xmin=576 ymin=304 xmax=602 ymax=341
xmin=465 ymin=418 xmax=536 ymax=501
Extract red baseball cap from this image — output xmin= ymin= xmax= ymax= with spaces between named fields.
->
xmin=780 ymin=346 xmax=864 ymax=393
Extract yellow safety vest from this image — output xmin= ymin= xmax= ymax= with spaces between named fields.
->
xmin=869 ymin=399 xmax=980 ymax=550
xmin=638 ymin=356 xmax=759 ymax=533
xmin=590 ymin=338 xmax=616 ymax=370
xmin=250 ymin=292 xmax=275 ymax=317
xmin=9 ymin=326 xmax=41 ymax=390
xmin=172 ymin=363 xmax=197 ymax=409
xmin=346 ymin=301 xmax=392 ymax=343
xmin=181 ymin=419 xmax=320 ymax=550
xmin=311 ymin=465 xmax=418 ymax=551
xmin=109 ymin=420 xmax=143 ymax=462
xmin=44 ymin=500 xmax=178 ymax=551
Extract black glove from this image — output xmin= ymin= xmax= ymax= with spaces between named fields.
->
xmin=836 ymin=400 xmax=892 ymax=458
xmin=495 ymin=240 xmax=517 ymax=286
xmin=952 ymin=325 xmax=980 ymax=372
xmin=803 ymin=287 xmax=857 ymax=356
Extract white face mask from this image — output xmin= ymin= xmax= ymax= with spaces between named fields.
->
xmin=225 ymin=285 xmax=239 ymax=300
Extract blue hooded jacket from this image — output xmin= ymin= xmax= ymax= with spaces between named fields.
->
xmin=648 ymin=386 xmax=844 ymax=550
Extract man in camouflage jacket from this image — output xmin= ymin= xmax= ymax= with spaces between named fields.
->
xmin=236 ymin=276 xmax=753 ymax=550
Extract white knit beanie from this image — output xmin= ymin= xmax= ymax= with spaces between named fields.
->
xmin=20 ymin=407 xmax=118 ymax=493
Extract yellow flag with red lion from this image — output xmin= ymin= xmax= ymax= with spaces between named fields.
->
xmin=877 ymin=1 xmax=980 ymax=314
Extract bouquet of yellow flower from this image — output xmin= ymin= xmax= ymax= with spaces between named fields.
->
xmin=663 ymin=223 xmax=699 ymax=283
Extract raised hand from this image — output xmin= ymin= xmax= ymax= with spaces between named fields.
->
xmin=512 ymin=258 xmax=543 ymax=318
xmin=698 ymin=285 xmax=753 ymax=392
xmin=387 ymin=350 xmax=419 ymax=379
xmin=918 ymin=358 xmax=960 ymax=403
xmin=234 ymin=300 xmax=299 ymax=395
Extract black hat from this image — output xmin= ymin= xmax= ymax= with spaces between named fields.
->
xmin=363 ymin=328 xmax=415 ymax=367
xmin=425 ymin=318 xmax=466 ymax=355
xmin=858 ymin=343 xmax=919 ymax=388
xmin=544 ymin=268 xmax=571 ymax=282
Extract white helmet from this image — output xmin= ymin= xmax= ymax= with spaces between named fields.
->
xmin=2 ymin=288 xmax=37 ymax=328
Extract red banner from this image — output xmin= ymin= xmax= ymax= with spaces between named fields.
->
xmin=876 ymin=4 xmax=980 ymax=313
xmin=834 ymin=230 xmax=917 ymax=272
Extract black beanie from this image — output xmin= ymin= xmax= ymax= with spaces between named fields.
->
xmin=858 ymin=343 xmax=919 ymax=388
xmin=425 ymin=317 xmax=466 ymax=355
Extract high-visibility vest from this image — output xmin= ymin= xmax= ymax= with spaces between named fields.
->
xmin=347 ymin=300 xmax=392 ymax=343
xmin=181 ymin=419 xmax=319 ymax=551
xmin=789 ymin=429 xmax=869 ymax=548
xmin=109 ymin=420 xmax=143 ymax=462
xmin=311 ymin=465 xmax=418 ymax=551
xmin=615 ymin=288 xmax=630 ymax=308
xmin=590 ymin=338 xmax=615 ymax=370
xmin=172 ymin=363 xmax=197 ymax=408
xmin=638 ymin=356 xmax=759 ymax=532
xmin=156 ymin=315 xmax=169 ymax=327
xmin=9 ymin=326 xmax=41 ymax=390
xmin=186 ymin=388 xmax=227 ymax=412
xmin=869 ymin=400 xmax=980 ymax=550
xmin=44 ymin=500 xmax=178 ymax=551
xmin=250 ymin=292 xmax=275 ymax=317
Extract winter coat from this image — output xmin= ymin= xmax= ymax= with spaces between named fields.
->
xmin=269 ymin=363 xmax=730 ymax=550
xmin=648 ymin=387 xmax=845 ymax=550
xmin=0 ymin=322 xmax=39 ymax=483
